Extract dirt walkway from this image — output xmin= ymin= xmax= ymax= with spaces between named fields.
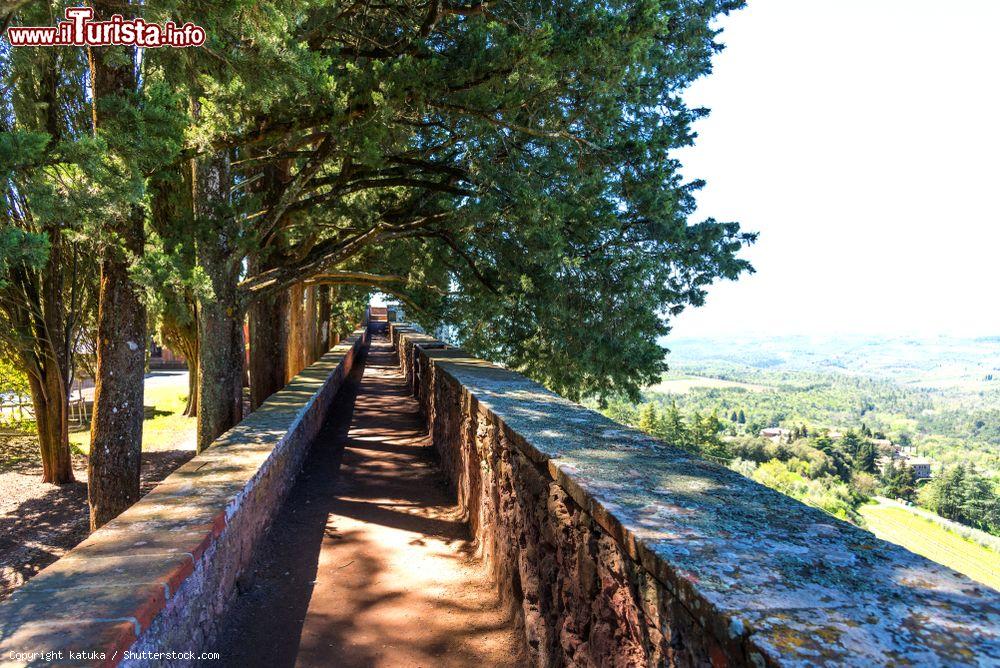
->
xmin=217 ymin=336 xmax=523 ymax=668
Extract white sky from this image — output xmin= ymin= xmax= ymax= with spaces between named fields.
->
xmin=670 ymin=0 xmax=1000 ymax=338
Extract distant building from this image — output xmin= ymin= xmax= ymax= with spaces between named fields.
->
xmin=905 ymin=457 xmax=932 ymax=479
xmin=149 ymin=338 xmax=186 ymax=369
xmin=759 ymin=427 xmax=791 ymax=442
xmin=881 ymin=453 xmax=933 ymax=479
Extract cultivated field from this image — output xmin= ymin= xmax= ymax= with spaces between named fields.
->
xmin=859 ymin=503 xmax=1000 ymax=591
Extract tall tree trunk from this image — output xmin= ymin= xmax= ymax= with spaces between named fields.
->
xmin=38 ymin=51 xmax=73 ymax=485
xmin=27 ymin=379 xmax=55 ymax=479
xmin=39 ymin=360 xmax=71 ymax=483
xmin=249 ymin=288 xmax=288 ymax=410
xmin=4 ymin=48 xmax=77 ymax=485
xmin=304 ymin=285 xmax=317 ymax=367
xmin=285 ymin=282 xmax=305 ymax=381
xmin=25 ymin=358 xmax=72 ymax=484
xmin=176 ymin=325 xmax=199 ymax=418
xmin=329 ymin=285 xmax=341 ymax=346
xmin=317 ymin=285 xmax=331 ymax=357
xmin=185 ymin=363 xmax=199 ymax=417
xmin=87 ymin=235 xmax=145 ymax=528
xmin=194 ymin=153 xmax=244 ymax=451
xmin=196 ymin=283 xmax=244 ymax=451
xmin=87 ymin=15 xmax=145 ymax=530
xmin=38 ymin=230 xmax=74 ymax=483
xmin=245 ymin=146 xmax=294 ymax=409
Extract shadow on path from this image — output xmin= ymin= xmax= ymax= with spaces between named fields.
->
xmin=217 ymin=336 xmax=522 ymax=668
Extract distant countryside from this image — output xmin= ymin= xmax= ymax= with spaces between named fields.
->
xmin=594 ymin=334 xmax=1000 ymax=589
xmin=2 ymin=0 xmax=998 ymax=662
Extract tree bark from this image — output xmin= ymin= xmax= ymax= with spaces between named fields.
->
xmin=39 ymin=358 xmax=71 ymax=483
xmin=246 ymin=151 xmax=293 ymax=408
xmin=196 ymin=284 xmax=244 ymax=451
xmin=26 ymin=358 xmax=72 ymax=484
xmin=37 ymin=53 xmax=73 ymax=485
xmin=87 ymin=9 xmax=145 ymax=530
xmin=304 ymin=284 xmax=317 ymax=367
xmin=317 ymin=285 xmax=331 ymax=357
xmin=329 ymin=284 xmax=341 ymax=347
xmin=185 ymin=362 xmax=199 ymax=417
xmin=249 ymin=287 xmax=288 ymax=410
xmin=5 ymin=291 xmax=71 ymax=485
xmin=158 ymin=306 xmax=199 ymax=418
xmin=194 ymin=153 xmax=244 ymax=451
xmin=87 ymin=234 xmax=146 ymax=528
xmin=286 ymin=282 xmax=305 ymax=382
xmin=40 ymin=231 xmax=74 ymax=483
xmin=87 ymin=239 xmax=146 ymax=528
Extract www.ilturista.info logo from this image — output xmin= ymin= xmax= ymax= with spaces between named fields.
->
xmin=6 ymin=7 xmax=205 ymax=48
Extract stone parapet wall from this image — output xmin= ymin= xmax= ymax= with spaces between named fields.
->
xmin=0 ymin=331 xmax=368 ymax=667
xmin=388 ymin=323 xmax=443 ymax=395
xmin=387 ymin=322 xmax=1000 ymax=667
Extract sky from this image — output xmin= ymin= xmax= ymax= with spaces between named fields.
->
xmin=669 ymin=0 xmax=1000 ymax=339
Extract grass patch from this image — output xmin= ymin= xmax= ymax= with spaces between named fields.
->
xmin=859 ymin=503 xmax=1000 ymax=591
xmin=70 ymin=379 xmax=195 ymax=455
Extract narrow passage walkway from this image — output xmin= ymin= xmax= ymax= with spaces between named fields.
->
xmin=217 ymin=336 xmax=522 ymax=667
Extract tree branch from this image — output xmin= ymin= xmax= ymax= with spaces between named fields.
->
xmin=428 ymin=101 xmax=600 ymax=151
xmin=256 ymin=134 xmax=337 ymax=242
xmin=307 ymin=271 xmax=408 ymax=284
xmin=237 ymin=226 xmax=384 ymax=302
xmin=435 ymin=231 xmax=499 ymax=294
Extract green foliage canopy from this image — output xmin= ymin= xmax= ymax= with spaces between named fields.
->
xmin=3 ymin=0 xmax=753 ymax=410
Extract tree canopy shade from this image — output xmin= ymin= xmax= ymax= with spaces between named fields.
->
xmin=161 ymin=0 xmax=753 ymax=404
xmin=1 ymin=0 xmax=752 ymax=520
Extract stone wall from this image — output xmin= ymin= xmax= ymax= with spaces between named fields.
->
xmin=0 ymin=331 xmax=368 ymax=667
xmin=388 ymin=323 xmax=1000 ymax=667
xmin=389 ymin=324 xmax=443 ymax=397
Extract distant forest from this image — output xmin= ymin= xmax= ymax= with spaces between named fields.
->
xmin=594 ymin=359 xmax=1000 ymax=536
